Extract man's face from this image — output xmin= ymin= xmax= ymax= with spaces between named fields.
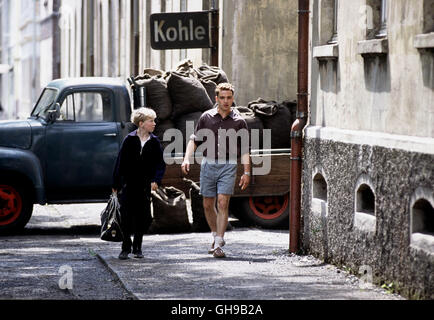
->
xmin=216 ymin=90 xmax=234 ymax=113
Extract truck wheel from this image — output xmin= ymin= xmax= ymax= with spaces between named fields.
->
xmin=0 ymin=182 xmax=33 ymax=233
xmin=233 ymin=194 xmax=290 ymax=229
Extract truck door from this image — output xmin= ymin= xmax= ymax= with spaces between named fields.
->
xmin=45 ymin=89 xmax=120 ymax=202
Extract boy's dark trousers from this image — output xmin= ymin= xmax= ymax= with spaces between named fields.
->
xmin=118 ymin=184 xmax=151 ymax=254
xmin=122 ymin=233 xmax=143 ymax=253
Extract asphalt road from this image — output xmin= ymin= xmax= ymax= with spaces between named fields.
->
xmin=0 ymin=204 xmax=134 ymax=300
xmin=0 ymin=202 xmax=404 ymax=301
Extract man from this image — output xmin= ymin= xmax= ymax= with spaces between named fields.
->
xmin=181 ymin=83 xmax=251 ymax=258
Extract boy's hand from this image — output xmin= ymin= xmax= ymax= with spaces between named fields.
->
xmin=151 ymin=182 xmax=158 ymax=191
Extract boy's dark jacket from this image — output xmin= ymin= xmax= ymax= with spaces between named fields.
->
xmin=112 ymin=130 xmax=166 ymax=190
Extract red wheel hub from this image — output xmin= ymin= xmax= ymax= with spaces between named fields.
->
xmin=0 ymin=185 xmax=22 ymax=226
xmin=248 ymin=194 xmax=289 ymax=220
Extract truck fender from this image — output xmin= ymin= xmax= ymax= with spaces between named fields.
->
xmin=0 ymin=147 xmax=46 ymax=204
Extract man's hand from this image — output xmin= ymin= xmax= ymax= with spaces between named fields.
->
xmin=112 ymin=188 xmax=117 ymax=194
xmin=239 ymin=174 xmax=250 ymax=191
xmin=151 ymin=182 xmax=158 ymax=191
xmin=181 ymin=159 xmax=190 ymax=176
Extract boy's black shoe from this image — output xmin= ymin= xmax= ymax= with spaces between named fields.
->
xmin=133 ymin=250 xmax=144 ymax=259
xmin=118 ymin=251 xmax=130 ymax=260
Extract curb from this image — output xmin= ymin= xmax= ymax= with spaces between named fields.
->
xmin=95 ymin=252 xmax=140 ymax=300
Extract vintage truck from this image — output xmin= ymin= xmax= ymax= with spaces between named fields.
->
xmin=0 ymin=77 xmax=290 ymax=233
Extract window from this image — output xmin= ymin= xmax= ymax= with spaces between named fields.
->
xmin=412 ymin=199 xmax=434 ymax=235
xmin=376 ymin=0 xmax=387 ymax=38
xmin=311 ymin=169 xmax=328 ymax=218
xmin=354 ymin=175 xmax=376 ymax=233
xmin=59 ymin=91 xmax=112 ymax=122
xmin=356 ymin=184 xmax=375 ymax=215
xmin=59 ymin=94 xmax=75 ymax=120
xmin=328 ymin=0 xmax=338 ymax=44
xmin=414 ymin=0 xmax=434 ymax=50
xmin=313 ymin=173 xmax=328 ymax=201
xmin=423 ymin=0 xmax=433 ymax=34
xmin=365 ymin=0 xmax=387 ymax=39
xmin=31 ymin=88 xmax=58 ymax=118
xmin=313 ymin=0 xmax=339 ymax=60
xmin=410 ymin=188 xmax=434 ymax=254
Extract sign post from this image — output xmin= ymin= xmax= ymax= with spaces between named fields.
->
xmin=150 ymin=10 xmax=219 ymax=66
xmin=210 ymin=9 xmax=219 ymax=67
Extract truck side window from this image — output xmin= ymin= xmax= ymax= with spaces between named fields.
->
xmin=59 ymin=94 xmax=75 ymax=121
xmin=59 ymin=91 xmax=112 ymax=122
xmin=75 ymin=92 xmax=103 ymax=122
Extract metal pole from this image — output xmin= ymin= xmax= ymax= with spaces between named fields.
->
xmin=210 ymin=0 xmax=219 ymax=67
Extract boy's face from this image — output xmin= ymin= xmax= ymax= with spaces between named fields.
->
xmin=216 ymin=89 xmax=234 ymax=113
xmin=140 ymin=118 xmax=156 ymax=133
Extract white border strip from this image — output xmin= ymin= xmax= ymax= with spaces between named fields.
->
xmin=305 ymin=126 xmax=434 ymax=155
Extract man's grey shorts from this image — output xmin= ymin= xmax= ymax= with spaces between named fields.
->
xmin=199 ymin=159 xmax=238 ymax=197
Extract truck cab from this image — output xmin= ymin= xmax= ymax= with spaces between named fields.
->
xmin=0 ymin=77 xmax=133 ymax=232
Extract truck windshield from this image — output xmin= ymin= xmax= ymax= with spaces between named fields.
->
xmin=31 ymin=88 xmax=58 ymax=118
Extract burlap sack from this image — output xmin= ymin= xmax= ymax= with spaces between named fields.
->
xmin=167 ymin=72 xmax=213 ymax=119
xmin=200 ymin=78 xmax=217 ymax=104
xmin=195 ymin=64 xmax=229 ymax=84
xmin=247 ymin=98 xmax=292 ymax=149
xmin=174 ymin=111 xmax=203 ymax=151
xmin=148 ymin=187 xmax=191 ymax=234
xmin=134 ymin=74 xmax=173 ymax=121
xmin=153 ymin=119 xmax=175 ymax=150
xmin=184 ymin=179 xmax=233 ymax=233
xmin=234 ymin=106 xmax=264 ymax=149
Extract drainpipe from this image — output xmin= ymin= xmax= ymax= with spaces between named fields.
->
xmin=289 ymin=0 xmax=309 ymax=253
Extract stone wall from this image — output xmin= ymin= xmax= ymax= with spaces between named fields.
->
xmin=301 ymin=132 xmax=434 ymax=299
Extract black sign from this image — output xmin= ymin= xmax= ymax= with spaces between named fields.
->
xmin=150 ymin=11 xmax=212 ymax=50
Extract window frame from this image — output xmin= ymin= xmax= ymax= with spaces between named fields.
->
xmin=57 ymin=88 xmax=115 ymax=123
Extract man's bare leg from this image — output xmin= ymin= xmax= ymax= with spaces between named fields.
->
xmin=203 ymin=197 xmax=217 ymax=233
xmin=216 ymin=194 xmax=231 ymax=238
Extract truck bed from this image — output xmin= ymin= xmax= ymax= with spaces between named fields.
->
xmin=161 ymin=149 xmax=291 ymax=198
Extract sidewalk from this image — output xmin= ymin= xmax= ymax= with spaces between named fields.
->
xmin=90 ymin=228 xmax=404 ymax=300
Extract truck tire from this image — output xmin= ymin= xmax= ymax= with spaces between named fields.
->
xmin=0 ymin=181 xmax=33 ymax=233
xmin=231 ymin=194 xmax=289 ymax=229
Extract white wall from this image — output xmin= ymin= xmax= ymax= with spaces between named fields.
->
xmin=310 ymin=0 xmax=434 ymax=139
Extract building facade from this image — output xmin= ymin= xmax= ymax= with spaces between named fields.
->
xmin=0 ymin=0 xmax=300 ymax=119
xmin=0 ymin=0 xmax=60 ymax=120
xmin=1 ymin=0 xmax=431 ymax=299
xmin=303 ymin=0 xmax=433 ymax=299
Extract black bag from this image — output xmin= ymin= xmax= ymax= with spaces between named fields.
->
xmin=100 ymin=193 xmax=124 ymax=242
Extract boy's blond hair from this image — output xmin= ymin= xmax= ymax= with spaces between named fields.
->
xmin=131 ymin=107 xmax=156 ymax=126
